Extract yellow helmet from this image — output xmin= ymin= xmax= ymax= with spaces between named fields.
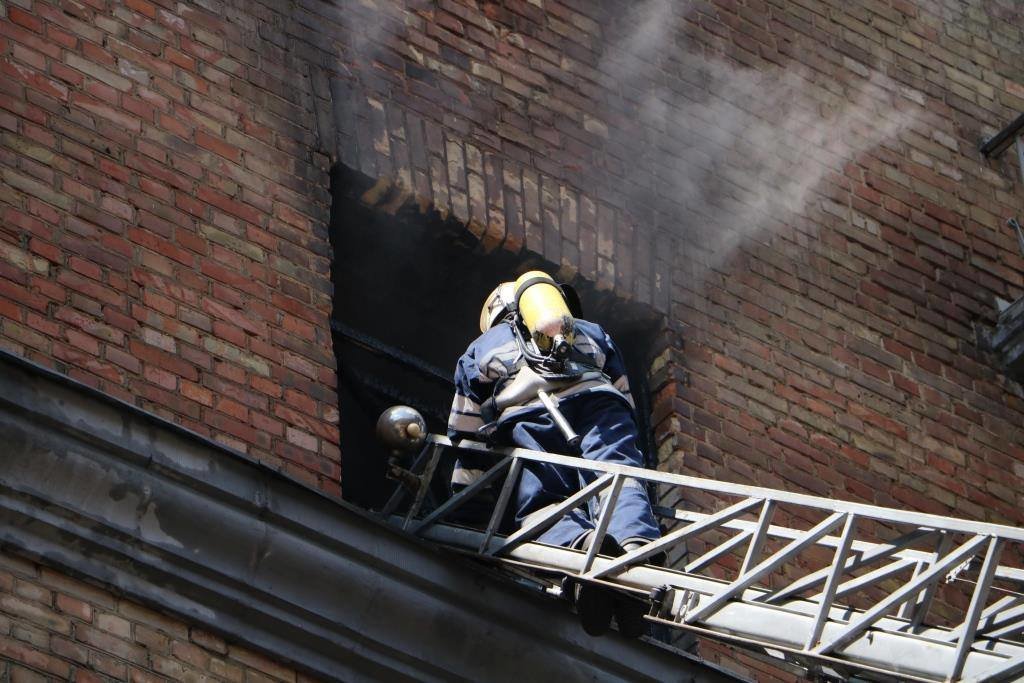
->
xmin=479 ymin=281 xmax=515 ymax=333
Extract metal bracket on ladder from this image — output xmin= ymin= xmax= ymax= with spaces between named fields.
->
xmin=380 ymin=434 xmax=1024 ymax=682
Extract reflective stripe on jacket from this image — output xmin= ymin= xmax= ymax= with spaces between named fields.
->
xmin=446 ymin=319 xmax=635 ymax=441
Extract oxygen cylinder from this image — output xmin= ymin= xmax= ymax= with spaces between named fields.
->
xmin=514 ymin=271 xmax=574 ymax=358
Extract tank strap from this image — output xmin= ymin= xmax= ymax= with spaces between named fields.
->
xmin=512 ymin=275 xmax=552 ymax=310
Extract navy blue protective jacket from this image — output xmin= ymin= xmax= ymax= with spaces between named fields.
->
xmin=447 ymin=318 xmax=634 ymax=441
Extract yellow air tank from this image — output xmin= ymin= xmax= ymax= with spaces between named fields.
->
xmin=514 ymin=271 xmax=574 ymax=358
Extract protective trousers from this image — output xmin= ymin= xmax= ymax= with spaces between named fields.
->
xmin=499 ymin=392 xmax=661 ymax=548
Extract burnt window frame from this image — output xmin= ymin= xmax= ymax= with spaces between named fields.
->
xmin=329 ymin=165 xmax=664 ymax=509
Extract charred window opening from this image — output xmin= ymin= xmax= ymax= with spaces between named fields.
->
xmin=329 ymin=165 xmax=664 ymax=509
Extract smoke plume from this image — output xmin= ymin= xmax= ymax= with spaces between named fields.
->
xmin=600 ymin=0 xmax=925 ymax=288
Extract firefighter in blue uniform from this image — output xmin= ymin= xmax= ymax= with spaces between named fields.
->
xmin=447 ymin=272 xmax=661 ymax=637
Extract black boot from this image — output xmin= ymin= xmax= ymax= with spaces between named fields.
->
xmin=569 ymin=532 xmax=623 ymax=636
xmin=573 ymin=581 xmax=615 ymax=636
xmin=612 ymin=540 xmax=666 ymax=639
xmin=612 ymin=593 xmax=647 ymax=639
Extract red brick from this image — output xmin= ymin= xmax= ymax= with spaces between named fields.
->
xmin=69 ymin=93 xmax=140 ymax=131
xmin=0 ymin=636 xmax=71 ymax=678
xmin=195 ymin=130 xmax=241 ymax=163
xmin=8 ymin=8 xmax=43 ymax=34
xmin=196 ymin=186 xmax=262 ymax=225
xmin=1 ymin=59 xmax=68 ymax=100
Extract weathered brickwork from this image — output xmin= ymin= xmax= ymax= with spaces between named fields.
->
xmin=3 ymin=0 xmax=1024 ymax=679
xmin=0 ymin=551 xmax=313 ymax=683
xmin=0 ymin=0 xmax=339 ymax=492
xmin=325 ymin=0 xmax=1024 ymax=537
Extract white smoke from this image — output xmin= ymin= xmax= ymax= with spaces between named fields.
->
xmin=333 ymin=0 xmax=394 ymax=75
xmin=600 ymin=0 xmax=924 ymax=287
xmin=332 ymin=0 xmax=926 ymax=293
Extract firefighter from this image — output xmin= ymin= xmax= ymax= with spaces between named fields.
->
xmin=447 ymin=272 xmax=661 ymax=637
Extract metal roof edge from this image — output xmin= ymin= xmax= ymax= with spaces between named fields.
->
xmin=0 ymin=349 xmax=739 ymax=683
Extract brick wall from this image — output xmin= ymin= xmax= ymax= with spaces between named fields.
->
xmin=0 ymin=551 xmax=310 ymax=683
xmin=3 ymin=0 xmax=1024 ymax=679
xmin=0 ymin=0 xmax=339 ymax=492
xmin=645 ymin=0 xmax=1024 ymax=525
xmin=3 ymin=0 xmax=1022 ymax=513
xmin=323 ymin=0 xmax=1024 ymax=528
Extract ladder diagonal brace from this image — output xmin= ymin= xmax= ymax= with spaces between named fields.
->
xmin=950 ymin=537 xmax=1003 ymax=681
xmin=479 ymin=458 xmax=523 ymax=552
xmin=403 ymin=443 xmax=445 ymax=530
xmin=685 ymin=531 xmax=751 ymax=573
xmin=826 ymin=557 xmax=915 ymax=601
xmin=805 ymin=514 xmax=857 ymax=650
xmin=765 ymin=528 xmax=934 ymax=604
xmin=582 ymin=474 xmax=624 ymax=574
xmin=664 ymin=501 xmax=1023 ymax=587
xmin=584 ymin=496 xmax=763 ymax=580
xmin=814 ymin=534 xmax=989 ymax=656
xmin=975 ymin=597 xmax=1024 ymax=636
xmin=411 ymin=456 xmax=513 ymax=535
xmin=899 ymin=559 xmax=926 ymax=619
xmin=685 ymin=512 xmax=846 ymax=625
xmin=741 ymin=500 xmax=776 ymax=574
xmin=905 ymin=532 xmax=954 ymax=627
xmin=493 ymin=473 xmax=614 ymax=556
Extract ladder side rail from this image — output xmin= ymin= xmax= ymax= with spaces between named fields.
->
xmin=403 ymin=440 xmax=1018 ymax=586
xmin=644 ymin=615 xmax=944 ymax=683
xmin=814 ymin=534 xmax=990 ymax=656
xmin=950 ymin=537 xmax=1003 ymax=681
xmin=435 ymin=436 xmax=1024 ymax=544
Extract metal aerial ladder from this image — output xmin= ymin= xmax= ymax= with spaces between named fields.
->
xmin=376 ymin=422 xmax=1024 ymax=682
